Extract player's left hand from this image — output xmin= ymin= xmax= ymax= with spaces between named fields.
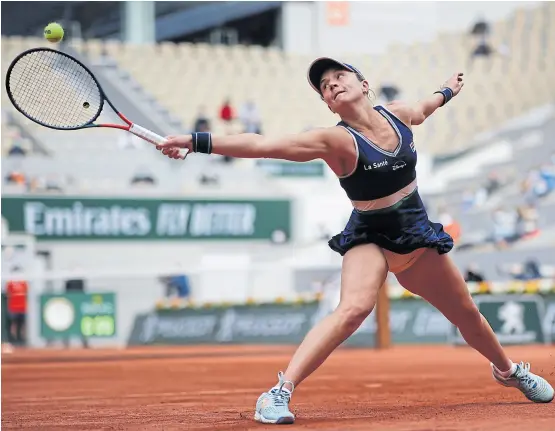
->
xmin=442 ymin=73 xmax=464 ymax=96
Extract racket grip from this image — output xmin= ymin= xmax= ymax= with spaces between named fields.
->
xmin=129 ymin=123 xmax=167 ymax=145
xmin=129 ymin=123 xmax=190 ymax=159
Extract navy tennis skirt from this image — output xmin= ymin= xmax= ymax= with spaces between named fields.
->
xmin=329 ymin=189 xmax=454 ymax=256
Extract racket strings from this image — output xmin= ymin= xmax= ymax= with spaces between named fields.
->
xmin=7 ymin=50 xmax=103 ymax=129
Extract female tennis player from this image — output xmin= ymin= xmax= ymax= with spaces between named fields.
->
xmin=157 ymin=57 xmax=554 ymax=423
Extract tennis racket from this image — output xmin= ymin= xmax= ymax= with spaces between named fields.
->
xmin=5 ymin=47 xmax=189 ymax=157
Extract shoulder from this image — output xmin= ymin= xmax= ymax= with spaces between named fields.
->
xmin=383 ymin=101 xmax=413 ymax=129
xmin=311 ymin=126 xmax=357 ymax=161
xmin=292 ymin=126 xmax=353 ymax=157
xmin=303 ymin=125 xmax=354 ymax=144
xmin=327 ymin=125 xmax=357 ymax=146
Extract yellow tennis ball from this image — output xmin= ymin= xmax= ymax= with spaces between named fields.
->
xmin=44 ymin=23 xmax=64 ymax=43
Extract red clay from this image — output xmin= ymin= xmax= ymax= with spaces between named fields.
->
xmin=2 ymin=344 xmax=555 ymax=430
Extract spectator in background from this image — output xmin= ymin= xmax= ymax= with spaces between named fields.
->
xmin=5 ymin=266 xmax=28 ymax=346
xmin=512 ymin=259 xmax=543 ymax=281
xmin=497 ymin=259 xmax=543 ymax=281
xmin=193 ymin=105 xmax=211 ymax=133
xmin=461 ymin=188 xmax=476 ymax=212
xmin=219 ymin=100 xmax=237 ymax=163
xmin=468 ymin=16 xmax=493 ymax=69
xmin=171 ymin=274 xmax=191 ymax=299
xmin=470 ymin=39 xmax=493 ymax=61
xmin=464 ymin=263 xmax=485 ymax=283
xmin=5 ymin=171 xmax=26 ymax=186
xmin=516 ymin=205 xmax=540 ymax=240
xmin=44 ymin=174 xmax=64 ymax=193
xmin=8 ymin=144 xmax=26 ymax=157
xmin=485 ymin=171 xmax=502 ymax=195
xmin=239 ymin=100 xmax=262 ymax=134
xmin=539 ymin=162 xmax=555 ymax=195
xmin=470 ymin=15 xmax=490 ymax=37
xmin=461 ymin=186 xmax=489 ymax=211
xmin=491 ymin=206 xmax=518 ymax=248
xmin=199 ymin=173 xmax=219 ymax=186
xmin=7 ymin=131 xmax=27 ymax=157
xmin=219 ymin=98 xmax=234 ymax=133
xmin=378 ymin=82 xmax=400 ymax=103
xmin=162 ymin=274 xmax=191 ymax=300
xmin=523 ymin=166 xmax=549 ymax=203
xmin=520 ymin=259 xmax=543 ymax=280
xmin=473 ymin=186 xmax=489 ymax=208
xmin=131 ymin=167 xmax=156 ymax=186
xmin=437 ymin=206 xmax=461 ymax=244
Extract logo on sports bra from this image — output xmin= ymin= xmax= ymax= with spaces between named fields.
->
xmin=410 ymin=142 xmax=415 ymax=152
xmin=392 ymin=160 xmax=406 ymax=171
xmin=363 ymin=159 xmax=388 ymax=170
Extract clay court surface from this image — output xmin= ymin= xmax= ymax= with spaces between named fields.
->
xmin=2 ymin=345 xmax=555 ymax=430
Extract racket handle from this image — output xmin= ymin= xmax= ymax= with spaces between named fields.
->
xmin=129 ymin=123 xmax=190 ymax=158
xmin=129 ymin=123 xmax=167 ymax=145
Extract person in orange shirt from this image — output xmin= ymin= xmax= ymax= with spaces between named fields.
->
xmin=6 ymin=267 xmax=28 ymax=345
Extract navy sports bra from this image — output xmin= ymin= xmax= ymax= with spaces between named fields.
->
xmin=336 ymin=106 xmax=417 ymax=201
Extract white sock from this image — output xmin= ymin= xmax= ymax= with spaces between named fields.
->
xmin=271 ymin=385 xmax=291 ymax=395
xmin=497 ymin=361 xmax=517 ymax=378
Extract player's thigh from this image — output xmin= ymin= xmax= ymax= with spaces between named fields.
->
xmin=338 ymin=243 xmax=388 ymax=312
xmin=395 ymin=249 xmax=478 ymax=321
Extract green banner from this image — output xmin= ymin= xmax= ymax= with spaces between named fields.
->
xmin=128 ymin=303 xmax=319 ymax=345
xmin=129 ymin=294 xmax=555 ymax=347
xmin=256 ymin=160 xmax=325 ymax=177
xmin=41 ymin=293 xmax=117 ymax=339
xmin=452 ymin=294 xmax=549 ymax=345
xmin=1 ymin=196 xmax=291 ymax=241
xmin=344 ymin=298 xmax=452 ymax=346
xmin=127 ymin=299 xmax=452 ymax=346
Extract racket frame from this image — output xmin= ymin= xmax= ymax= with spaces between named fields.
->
xmin=5 ymin=47 xmax=173 ymax=148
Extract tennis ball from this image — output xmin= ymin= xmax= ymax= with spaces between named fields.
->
xmin=44 ymin=22 xmax=64 ymax=43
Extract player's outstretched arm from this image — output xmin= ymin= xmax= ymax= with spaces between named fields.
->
xmin=387 ymin=72 xmax=465 ymax=126
xmin=156 ymin=128 xmax=332 ymax=162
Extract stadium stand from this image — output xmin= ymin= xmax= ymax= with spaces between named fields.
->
xmin=2 ymin=4 xmax=553 ymax=160
xmin=2 ymin=2 xmax=555 ymax=154
xmin=66 ymin=3 xmax=555 ymax=155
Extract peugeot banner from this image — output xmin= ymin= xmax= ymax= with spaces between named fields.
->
xmin=451 ymin=294 xmax=553 ymax=345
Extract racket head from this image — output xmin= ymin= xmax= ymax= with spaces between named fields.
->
xmin=5 ymin=48 xmax=105 ymax=130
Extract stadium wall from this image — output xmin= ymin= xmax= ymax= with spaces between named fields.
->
xmin=281 ymin=1 xmax=540 ymax=56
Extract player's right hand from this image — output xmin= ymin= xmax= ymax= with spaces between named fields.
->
xmin=156 ymin=135 xmax=191 ymax=160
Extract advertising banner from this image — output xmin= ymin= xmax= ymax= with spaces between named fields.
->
xmin=128 ymin=303 xmax=318 ymax=345
xmin=2 ymin=197 xmax=291 ymax=241
xmin=451 ymin=294 xmax=551 ymax=345
xmin=129 ymin=294 xmax=555 ymax=347
xmin=128 ymin=300 xmax=452 ymax=346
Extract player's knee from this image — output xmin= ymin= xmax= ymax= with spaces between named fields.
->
xmin=337 ymin=302 xmax=374 ymax=331
xmin=452 ymin=302 xmax=482 ymax=330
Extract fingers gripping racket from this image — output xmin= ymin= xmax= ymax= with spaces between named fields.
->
xmin=5 ymin=47 xmax=188 ymax=157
